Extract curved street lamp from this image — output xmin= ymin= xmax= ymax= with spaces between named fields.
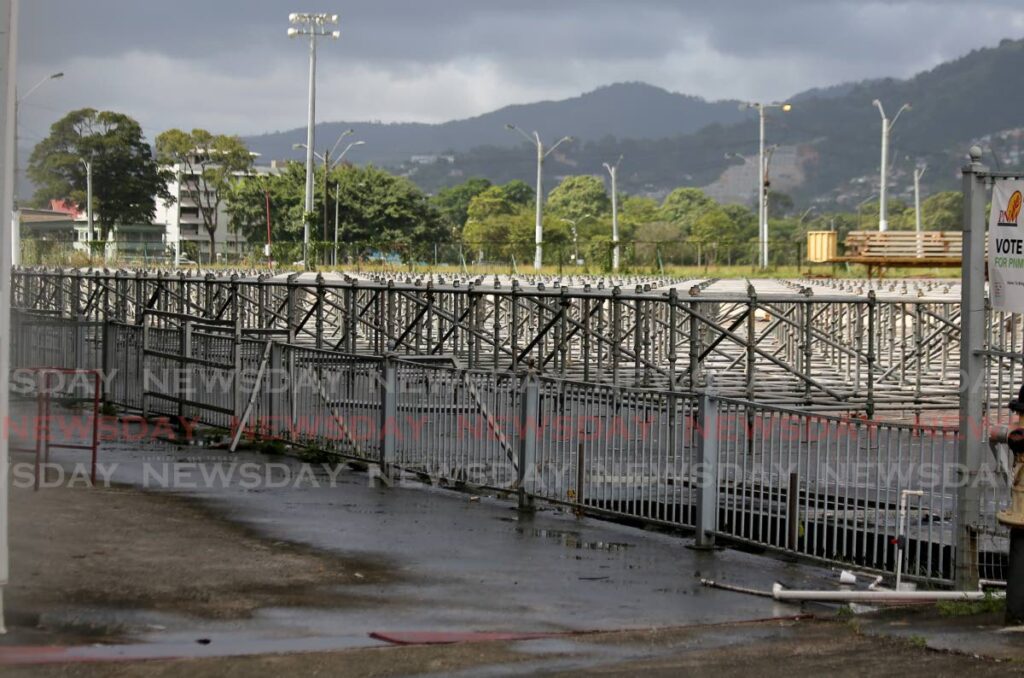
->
xmin=505 ymin=124 xmax=573 ymax=270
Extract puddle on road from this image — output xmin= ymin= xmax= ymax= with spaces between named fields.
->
xmin=514 ymin=526 xmax=634 ymax=552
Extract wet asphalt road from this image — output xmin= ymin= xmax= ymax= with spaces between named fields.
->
xmin=11 ymin=403 xmax=841 ymax=653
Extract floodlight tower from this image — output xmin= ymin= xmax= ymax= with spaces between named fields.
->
xmin=288 ymin=12 xmax=339 ymax=267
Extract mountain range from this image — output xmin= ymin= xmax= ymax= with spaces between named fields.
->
xmin=240 ymin=37 xmax=1024 ymax=207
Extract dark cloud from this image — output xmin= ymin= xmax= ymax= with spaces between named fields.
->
xmin=14 ymin=0 xmax=1024 ymax=136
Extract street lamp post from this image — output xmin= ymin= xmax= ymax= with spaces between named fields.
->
xmin=913 ymin=164 xmax=929 ymax=233
xmin=12 ymin=70 xmax=63 ymax=265
xmin=288 ymin=12 xmax=339 ymax=267
xmin=914 ymin=163 xmax=927 ymax=257
xmin=294 ymin=135 xmax=363 ymax=268
xmin=560 ymin=214 xmax=593 ymax=265
xmin=505 ymin=124 xmax=573 ymax=270
xmin=603 ymin=156 xmax=623 ymax=273
xmin=79 ymin=157 xmax=93 ymax=244
xmin=741 ymin=101 xmax=791 ymax=270
xmin=872 ymin=99 xmax=911 ymax=232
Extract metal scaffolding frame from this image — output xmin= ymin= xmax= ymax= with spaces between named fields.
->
xmin=10 ymin=269 xmax=967 ymax=416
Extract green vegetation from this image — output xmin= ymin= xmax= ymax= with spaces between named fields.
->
xmin=936 ymin=593 xmax=1005 ymax=617
xmin=437 ymin=174 xmax=964 ymax=272
xmin=226 ymin=161 xmax=445 ymax=264
xmin=156 ymin=128 xmax=255 ymax=261
xmin=28 ymin=108 xmax=171 ymax=239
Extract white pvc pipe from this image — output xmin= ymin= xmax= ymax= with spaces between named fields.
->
xmin=772 ymin=583 xmax=1000 ymax=603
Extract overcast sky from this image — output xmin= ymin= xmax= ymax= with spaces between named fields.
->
xmin=15 ymin=0 xmax=1024 ymax=145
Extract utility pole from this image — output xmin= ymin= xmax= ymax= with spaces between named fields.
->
xmin=913 ymin=164 xmax=927 ymax=233
xmin=603 ymin=156 xmax=622 ymax=272
xmin=172 ymin=167 xmax=182 ymax=265
xmin=914 ymin=164 xmax=927 ymax=258
xmin=334 ymin=183 xmax=340 ymax=266
xmin=741 ymin=101 xmax=791 ymax=269
xmin=294 ymin=132 xmax=362 ymax=268
xmin=872 ymin=99 xmax=911 ymax=232
xmin=506 ymin=124 xmax=573 ymax=270
xmin=264 ymin=183 xmax=272 ymax=267
xmin=288 ymin=12 xmax=339 ymax=267
xmin=81 ymin=158 xmax=93 ymax=242
xmin=322 ymin=147 xmax=329 ymax=245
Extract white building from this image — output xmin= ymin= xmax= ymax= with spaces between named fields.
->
xmin=153 ymin=153 xmax=272 ymax=263
xmin=70 ymin=153 xmax=276 ymax=263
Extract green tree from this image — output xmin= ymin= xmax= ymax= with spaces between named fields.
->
xmin=501 ymin=180 xmax=534 ymax=206
xmin=28 ymin=108 xmax=170 ymax=240
xmin=633 ymin=221 xmax=684 ymax=266
xmin=659 ymin=188 xmax=715 ymax=234
xmin=467 ymin=185 xmax=520 ymax=223
xmin=766 ymin=191 xmax=795 ymax=219
xmin=431 ymin=177 xmax=491 ymax=237
xmin=156 ymin=128 xmax=254 ymax=260
xmin=921 ymin=191 xmax=962 ymax=230
xmin=692 ymin=206 xmax=740 ymax=266
xmin=330 ymin=165 xmax=443 ymax=260
xmin=546 ymin=175 xmax=610 ymax=221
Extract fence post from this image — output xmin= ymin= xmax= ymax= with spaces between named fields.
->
xmin=178 ymin=320 xmax=192 ymax=427
xmin=100 ymin=321 xmax=111 ymax=403
xmin=140 ymin=320 xmax=150 ymax=419
xmin=517 ymin=368 xmax=540 ymax=512
xmin=378 ymin=352 xmax=398 ymax=483
xmin=694 ymin=393 xmax=719 ymax=549
xmin=231 ymin=276 xmax=243 ymax=431
xmin=74 ymin=313 xmax=86 ymax=369
xmin=268 ymin=342 xmax=283 ymax=440
xmin=956 ymin=147 xmax=988 ymax=590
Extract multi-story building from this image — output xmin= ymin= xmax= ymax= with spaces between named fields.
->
xmin=154 ymin=154 xmax=273 ymax=262
xmin=65 ymin=154 xmax=276 ymax=262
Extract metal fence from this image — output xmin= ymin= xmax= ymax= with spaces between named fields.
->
xmin=11 ymin=314 xmax=987 ymax=586
xmin=9 ymin=268 xmax=1015 ymax=586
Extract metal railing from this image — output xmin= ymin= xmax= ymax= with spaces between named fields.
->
xmin=10 ymin=268 xmax=1014 ymax=586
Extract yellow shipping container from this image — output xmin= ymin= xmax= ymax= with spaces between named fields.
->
xmin=806 ymin=231 xmax=837 ymax=263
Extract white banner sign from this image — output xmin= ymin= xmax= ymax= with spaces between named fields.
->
xmin=989 ymin=180 xmax=1024 ymax=312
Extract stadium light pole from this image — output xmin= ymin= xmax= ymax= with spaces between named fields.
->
xmin=740 ymin=101 xmax=791 ymax=270
xmin=603 ymin=155 xmax=623 ymax=272
xmin=288 ymin=12 xmax=339 ymax=268
xmin=505 ymin=124 xmax=573 ymax=270
xmin=872 ymin=99 xmax=911 ymax=232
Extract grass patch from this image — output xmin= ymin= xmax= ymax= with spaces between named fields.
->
xmin=907 ymin=635 xmax=928 ymax=649
xmin=259 ymin=439 xmax=287 ymax=456
xmin=936 ymin=593 xmax=1005 ymax=617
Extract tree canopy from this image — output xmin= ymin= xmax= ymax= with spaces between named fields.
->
xmin=546 ymin=175 xmax=610 ymax=221
xmin=225 ymin=161 xmax=444 ymax=263
xmin=156 ymin=128 xmax=254 ymax=260
xmin=28 ymin=108 xmax=169 ymax=239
